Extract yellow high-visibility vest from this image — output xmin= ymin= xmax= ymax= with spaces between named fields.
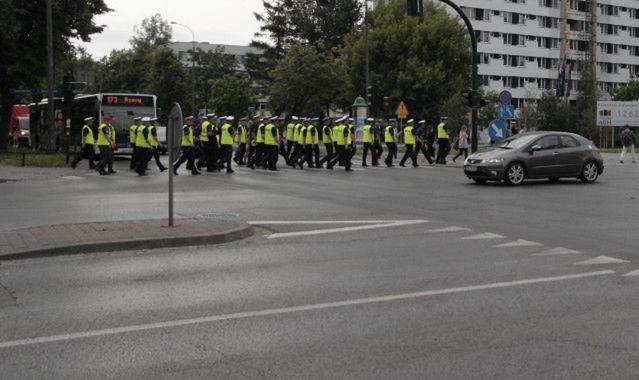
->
xmin=334 ymin=125 xmax=345 ymax=145
xmin=97 ymin=124 xmax=110 ymax=146
xmin=286 ymin=123 xmax=295 ymax=142
xmin=322 ymin=126 xmax=331 ymax=143
xmin=148 ymin=125 xmax=159 ymax=147
xmin=385 ymin=126 xmax=394 ymax=143
xmin=404 ymin=126 xmax=415 ymax=144
xmin=297 ymin=126 xmax=307 ymax=145
xmin=181 ymin=125 xmax=194 ymax=147
xmin=362 ymin=124 xmax=373 ymax=143
xmin=305 ymin=125 xmax=316 ymax=145
xmin=220 ymin=123 xmax=234 ymax=145
xmin=135 ymin=125 xmax=150 ymax=148
xmin=129 ymin=124 xmax=138 ymax=143
xmin=256 ymin=123 xmax=265 ymax=143
xmin=264 ymin=124 xmax=278 ymax=145
xmin=437 ymin=122 xmax=449 ymax=139
xmin=200 ymin=121 xmax=210 ymax=142
xmin=82 ymin=125 xmax=95 ymax=145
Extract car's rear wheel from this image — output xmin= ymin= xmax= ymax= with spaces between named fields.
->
xmin=504 ymin=162 xmax=525 ymax=186
xmin=580 ymin=161 xmax=599 ymax=183
xmin=472 ymin=178 xmax=487 ymax=184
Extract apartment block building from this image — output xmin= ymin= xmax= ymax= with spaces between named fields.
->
xmin=456 ymin=0 xmax=639 ymax=106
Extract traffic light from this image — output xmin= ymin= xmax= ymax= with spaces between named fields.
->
xmin=407 ymin=0 xmax=423 ymax=17
xmin=461 ymin=90 xmax=473 ymax=107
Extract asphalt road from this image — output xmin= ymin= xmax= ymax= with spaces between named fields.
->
xmin=0 ymin=155 xmax=638 ymax=378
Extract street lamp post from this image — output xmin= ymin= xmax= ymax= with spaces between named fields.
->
xmin=170 ymin=22 xmax=196 ymax=117
xmin=364 ymin=0 xmax=370 ymax=115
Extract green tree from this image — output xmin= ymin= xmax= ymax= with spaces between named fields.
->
xmin=611 ymin=78 xmax=639 ymax=101
xmin=192 ymin=47 xmax=237 ymax=111
xmin=339 ymin=0 xmax=471 ymax=119
xmin=0 ymin=0 xmax=110 ymax=151
xmin=209 ymin=74 xmax=255 ymax=117
xmin=130 ymin=13 xmax=173 ymax=49
xmin=149 ymin=48 xmax=190 ymax=122
xmin=574 ymin=59 xmax=599 ymax=139
xmin=268 ymin=44 xmax=341 ymax=115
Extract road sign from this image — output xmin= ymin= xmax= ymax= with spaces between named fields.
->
xmin=499 ymin=90 xmax=512 ymax=105
xmin=488 ymin=119 xmax=508 ymax=142
xmin=167 ymin=102 xmax=183 ymax=228
xmin=498 ymin=105 xmax=515 ymax=120
xmin=395 ymin=101 xmax=409 ymax=119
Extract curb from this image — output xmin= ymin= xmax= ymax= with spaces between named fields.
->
xmin=0 ymin=224 xmax=254 ymax=261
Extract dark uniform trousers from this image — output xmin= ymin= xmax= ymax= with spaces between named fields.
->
xmin=362 ymin=142 xmax=377 ymax=165
xmin=400 ymin=144 xmax=417 ymax=166
xmin=96 ymin=145 xmax=113 ymax=172
xmin=318 ymin=143 xmax=334 ymax=166
xmin=247 ymin=143 xmax=257 ymax=168
xmin=303 ymin=144 xmax=320 ymax=167
xmin=147 ymin=147 xmax=166 ymax=170
xmin=385 ymin=143 xmax=397 ymax=166
xmin=255 ymin=143 xmax=266 ymax=168
xmin=373 ymin=140 xmax=383 ymax=162
xmin=234 ymin=143 xmax=247 ymax=164
xmin=266 ymin=145 xmax=279 ymax=170
xmin=220 ymin=144 xmax=233 ymax=172
xmin=198 ymin=141 xmax=218 ymax=171
xmin=174 ymin=147 xmax=198 ymax=174
xmin=328 ymin=145 xmax=351 ymax=170
xmin=129 ymin=143 xmax=137 ymax=170
xmin=286 ymin=140 xmax=295 ymax=158
xmin=71 ymin=145 xmax=95 ymax=169
xmin=136 ymin=148 xmax=150 ymax=175
xmin=415 ymin=141 xmax=434 ymax=164
xmin=290 ymin=143 xmax=305 ymax=167
xmin=437 ymin=138 xmax=450 ymax=164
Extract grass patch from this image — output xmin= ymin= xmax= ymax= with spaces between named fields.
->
xmin=0 ymin=152 xmax=68 ymax=167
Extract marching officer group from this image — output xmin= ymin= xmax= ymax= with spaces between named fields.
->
xmin=72 ymin=113 xmax=454 ymax=175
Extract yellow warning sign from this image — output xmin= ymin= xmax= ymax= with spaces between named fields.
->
xmin=395 ymin=101 xmax=409 ymax=120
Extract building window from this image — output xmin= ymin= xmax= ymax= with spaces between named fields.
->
xmin=598 ymin=4 xmax=619 ymax=16
xmin=463 ymin=7 xmax=490 ymax=21
xmin=631 ymin=9 xmax=639 ymax=19
xmin=502 ymin=76 xmax=525 ymax=88
xmin=570 ymin=40 xmax=590 ymax=52
xmin=600 ymin=43 xmax=619 ymax=55
xmin=599 ymin=63 xmax=618 ymax=74
xmin=631 ymin=27 xmax=639 ymax=38
xmin=599 ymin=23 xmax=619 ymax=35
xmin=475 ymin=31 xmax=491 ymax=43
xmin=539 ymin=0 xmax=558 ymax=8
xmin=539 ymin=16 xmax=559 ymax=29
xmin=504 ymin=12 xmax=525 ymax=25
xmin=538 ymin=37 xmax=559 ymax=49
xmin=479 ymin=53 xmax=490 ymax=64
xmin=504 ymin=55 xmax=525 ymax=67
xmin=630 ymin=47 xmax=639 ymax=57
xmin=503 ymin=33 xmax=524 ymax=46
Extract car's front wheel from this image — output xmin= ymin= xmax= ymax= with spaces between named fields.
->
xmin=580 ymin=161 xmax=599 ymax=183
xmin=504 ymin=162 xmax=525 ymax=186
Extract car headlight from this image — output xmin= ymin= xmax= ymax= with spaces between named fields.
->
xmin=485 ymin=158 xmax=504 ymax=164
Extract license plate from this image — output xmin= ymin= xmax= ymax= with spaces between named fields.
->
xmin=465 ymin=166 xmax=478 ymax=172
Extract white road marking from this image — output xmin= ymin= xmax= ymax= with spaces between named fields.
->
xmin=62 ymin=176 xmax=85 ymax=180
xmin=461 ymin=232 xmax=505 ymax=240
xmin=494 ymin=240 xmax=542 ymax=248
xmin=425 ymin=226 xmax=471 ymax=233
xmin=532 ymin=247 xmax=582 ymax=256
xmin=575 ymin=256 xmax=629 ymax=265
xmin=623 ymin=270 xmax=639 ymax=276
xmin=249 ymin=220 xmax=427 ymax=225
xmin=0 ymin=270 xmax=615 ymax=350
xmin=267 ymin=220 xmax=428 ymax=239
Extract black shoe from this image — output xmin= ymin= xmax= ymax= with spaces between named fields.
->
xmin=206 ymin=169 xmax=216 ymax=173
xmin=98 ymin=170 xmax=107 ymax=175
xmin=233 ymin=158 xmax=240 ymax=165
xmin=327 ymin=165 xmax=333 ymax=170
xmin=413 ymin=164 xmax=419 ymax=168
xmin=345 ymin=168 xmax=354 ymax=172
xmin=227 ymin=169 xmax=235 ymax=174
xmin=108 ymin=170 xmax=117 ymax=174
xmin=160 ymin=167 xmax=167 ymax=172
xmin=196 ymin=162 xmax=202 ymax=170
xmin=400 ymin=164 xmax=406 ymax=167
xmin=173 ymin=170 xmax=179 ymax=176
xmin=361 ymin=163 xmax=368 ymax=167
xmin=191 ymin=171 xmax=201 ymax=175
xmin=248 ymin=163 xmax=255 ymax=170
xmin=70 ymin=163 xmax=77 ymax=169
xmin=138 ymin=172 xmax=148 ymax=176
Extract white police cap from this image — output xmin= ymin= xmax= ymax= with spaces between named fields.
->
xmin=84 ymin=116 xmax=93 ymax=122
xmin=142 ymin=117 xmax=151 ymax=122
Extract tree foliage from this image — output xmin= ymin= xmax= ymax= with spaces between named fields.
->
xmin=268 ymin=44 xmax=342 ymax=116
xmin=0 ymin=0 xmax=110 ymax=150
xmin=209 ymin=74 xmax=255 ymax=117
xmin=339 ymin=0 xmax=471 ymax=119
xmin=130 ymin=13 xmax=173 ymax=49
xmin=611 ymin=78 xmax=639 ymax=101
xmin=192 ymin=47 xmax=237 ymax=111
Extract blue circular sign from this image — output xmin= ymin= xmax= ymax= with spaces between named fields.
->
xmin=499 ymin=91 xmax=512 ymax=105
xmin=488 ymin=119 xmax=508 ymax=142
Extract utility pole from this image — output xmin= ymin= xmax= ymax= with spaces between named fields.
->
xmin=365 ymin=0 xmax=370 ymax=115
xmin=45 ymin=0 xmax=56 ymax=151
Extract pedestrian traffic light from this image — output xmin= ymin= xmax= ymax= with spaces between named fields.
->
xmin=407 ymin=0 xmax=423 ymax=16
xmin=461 ymin=90 xmax=473 ymax=107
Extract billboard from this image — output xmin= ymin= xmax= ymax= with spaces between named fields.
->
xmin=597 ymin=101 xmax=639 ymax=127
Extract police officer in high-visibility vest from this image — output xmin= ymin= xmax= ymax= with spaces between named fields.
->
xmin=234 ymin=117 xmax=248 ymax=165
xmin=372 ymin=118 xmax=383 ymax=165
xmin=264 ymin=116 xmax=281 ymax=171
xmin=436 ymin=116 xmax=451 ymax=164
xmin=95 ymin=115 xmax=115 ymax=175
xmin=384 ymin=119 xmax=398 ymax=167
xmin=347 ymin=118 xmax=357 ymax=159
xmin=399 ymin=119 xmax=418 ymax=167
xmin=254 ymin=117 xmax=267 ymax=168
xmin=146 ymin=117 xmax=167 ymax=172
xmin=286 ymin=116 xmax=298 ymax=158
xmin=71 ymin=116 xmax=96 ymax=169
xmin=318 ymin=119 xmax=334 ymax=167
xmin=173 ymin=116 xmax=201 ymax=175
xmin=135 ymin=117 xmax=152 ymax=175
xmin=291 ymin=118 xmax=307 ymax=169
xmin=327 ymin=117 xmax=353 ymax=171
xmin=129 ymin=116 xmax=142 ymax=170
xmin=303 ymin=118 xmax=320 ymax=168
xmin=219 ymin=116 xmax=235 ymax=174
xmin=197 ymin=113 xmax=218 ymax=172
xmin=361 ymin=117 xmax=375 ymax=167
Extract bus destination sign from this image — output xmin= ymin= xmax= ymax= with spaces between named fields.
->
xmin=104 ymin=95 xmax=154 ymax=107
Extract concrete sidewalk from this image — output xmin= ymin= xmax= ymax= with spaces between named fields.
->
xmin=0 ymin=218 xmax=253 ymax=261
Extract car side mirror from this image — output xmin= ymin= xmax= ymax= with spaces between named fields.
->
xmin=529 ymin=145 xmax=541 ymax=153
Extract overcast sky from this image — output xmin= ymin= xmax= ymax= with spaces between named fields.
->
xmin=77 ymin=0 xmax=265 ymax=59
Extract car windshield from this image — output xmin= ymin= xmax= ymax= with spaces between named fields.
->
xmin=496 ymin=134 xmax=538 ymax=150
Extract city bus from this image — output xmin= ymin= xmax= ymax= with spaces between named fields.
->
xmin=72 ymin=93 xmax=159 ymax=154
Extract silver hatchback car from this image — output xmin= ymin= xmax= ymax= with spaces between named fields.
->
xmin=464 ymin=131 xmax=604 ymax=185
